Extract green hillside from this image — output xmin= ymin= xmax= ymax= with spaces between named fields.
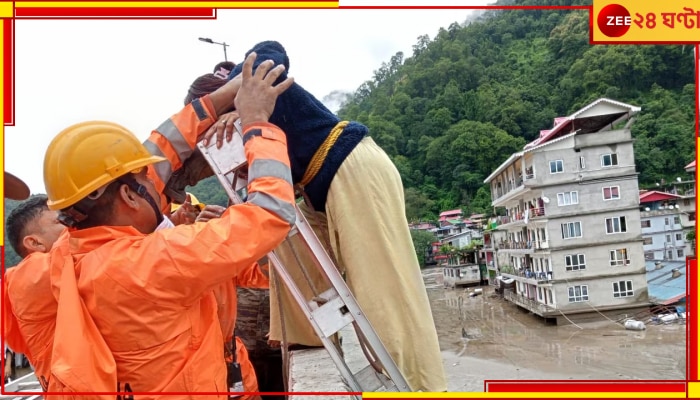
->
xmin=337 ymin=0 xmax=696 ymax=222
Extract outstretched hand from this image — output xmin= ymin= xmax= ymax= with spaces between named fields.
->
xmin=203 ymin=110 xmax=240 ymax=148
xmin=235 ymin=52 xmax=294 ymax=127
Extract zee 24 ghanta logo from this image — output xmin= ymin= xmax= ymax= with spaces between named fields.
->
xmin=597 ymin=4 xmax=634 ymax=37
xmin=597 ymin=3 xmax=700 ymax=38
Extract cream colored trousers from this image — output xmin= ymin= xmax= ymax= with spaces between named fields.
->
xmin=269 ymin=137 xmax=447 ymax=392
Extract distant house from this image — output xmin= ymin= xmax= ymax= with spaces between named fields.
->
xmin=466 ymin=214 xmax=487 ymax=229
xmin=439 ymin=209 xmax=463 ymax=227
xmin=645 ymin=260 xmax=686 ymax=307
xmin=441 ymin=230 xmax=482 ymax=249
xmin=685 ymin=160 xmax=695 ymax=173
xmin=409 ymin=222 xmax=437 ymax=231
xmin=639 ymin=191 xmax=694 ymax=261
xmin=482 ymin=219 xmax=507 ymax=285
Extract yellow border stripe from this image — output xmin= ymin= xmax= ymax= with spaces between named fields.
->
xmin=0 ymin=2 xmax=12 ymax=17
xmin=0 ymin=18 xmax=4 ymax=242
xmin=364 ymin=393 xmax=686 ymax=399
xmin=15 ymin=1 xmax=338 ymax=8
xmin=689 ymin=382 xmax=700 ymax=398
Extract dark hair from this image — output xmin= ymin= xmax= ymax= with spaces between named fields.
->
xmin=6 ymin=194 xmax=49 ymax=258
xmin=184 ymin=73 xmax=228 ymax=105
xmin=61 ymin=180 xmax=122 ymax=230
xmin=213 ymin=61 xmax=236 ymax=75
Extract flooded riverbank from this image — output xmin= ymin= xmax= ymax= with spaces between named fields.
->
xmin=425 ymin=274 xmax=687 ymax=391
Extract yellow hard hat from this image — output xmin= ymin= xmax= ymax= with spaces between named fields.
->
xmin=171 ymin=192 xmax=205 ymax=212
xmin=43 ymin=121 xmax=166 ymax=211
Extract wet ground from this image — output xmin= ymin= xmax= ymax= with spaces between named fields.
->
xmin=423 ymin=268 xmax=687 ymax=391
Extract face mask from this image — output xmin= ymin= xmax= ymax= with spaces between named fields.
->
xmin=155 ymin=215 xmax=175 ymax=231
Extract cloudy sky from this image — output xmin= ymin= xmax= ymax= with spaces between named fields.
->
xmin=4 ymin=5 xmax=495 ymax=194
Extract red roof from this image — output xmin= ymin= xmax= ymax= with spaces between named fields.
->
xmin=639 ymin=190 xmax=681 ymax=203
xmin=439 ymin=209 xmax=462 ymax=217
xmin=685 ymin=160 xmax=696 ymax=172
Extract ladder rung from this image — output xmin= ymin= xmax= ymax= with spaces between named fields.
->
xmin=310 ymin=296 xmax=354 ymax=337
xmin=353 ymin=364 xmax=396 ymax=392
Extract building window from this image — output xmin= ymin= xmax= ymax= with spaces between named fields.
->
xmin=601 ymin=153 xmax=619 ymax=167
xmin=641 ymin=220 xmax=651 ymax=228
xmin=561 ymin=222 xmax=583 ymax=239
xmin=690 ymin=212 xmax=696 ymax=222
xmin=678 ymin=249 xmax=685 ymax=258
xmin=605 ymin=216 xmax=627 ymax=234
xmin=579 ymin=156 xmax=585 ymax=169
xmin=674 ymin=216 xmax=681 ymax=225
xmin=602 ymin=186 xmax=620 ymax=200
xmin=667 ymin=250 xmax=673 ymax=259
xmin=549 ymin=160 xmax=564 ymax=174
xmin=538 ymin=287 xmax=543 ymax=301
xmin=568 ymin=285 xmax=589 ymax=302
xmin=644 ymin=251 xmax=654 ymax=260
xmin=557 ymin=191 xmax=579 ymax=206
xmin=665 ymin=217 xmax=670 ymax=226
xmin=643 ymin=237 xmax=653 ymax=245
xmin=666 ymin=234 xmax=672 ymax=243
xmin=610 ymin=249 xmax=630 ymax=266
xmin=565 ymin=254 xmax=586 ymax=271
xmin=612 ymin=280 xmax=634 ymax=298
xmin=676 ymin=233 xmax=683 ymax=241
xmin=685 ymin=199 xmax=690 ymax=206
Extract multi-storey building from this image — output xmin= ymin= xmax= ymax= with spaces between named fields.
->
xmin=639 ymin=190 xmax=695 ymax=261
xmin=483 ymin=98 xmax=650 ymax=324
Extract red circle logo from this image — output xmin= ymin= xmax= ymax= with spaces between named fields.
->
xmin=597 ymin=4 xmax=631 ymax=37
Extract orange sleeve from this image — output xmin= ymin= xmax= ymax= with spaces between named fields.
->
xmin=143 ymin=95 xmax=218 ymax=209
xmin=3 ymin=273 xmax=31 ymax=357
xmin=235 ymin=258 xmax=270 ymax=289
xmin=102 ymin=123 xmax=293 ymax=306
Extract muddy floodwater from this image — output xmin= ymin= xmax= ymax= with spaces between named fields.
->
xmin=423 ymin=269 xmax=687 ymax=392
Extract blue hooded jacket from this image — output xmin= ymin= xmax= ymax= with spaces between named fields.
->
xmin=228 ymin=41 xmax=367 ymax=211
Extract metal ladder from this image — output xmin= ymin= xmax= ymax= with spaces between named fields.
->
xmin=196 ymin=121 xmax=411 ymax=396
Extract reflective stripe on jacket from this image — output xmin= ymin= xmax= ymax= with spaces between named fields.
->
xmin=143 ymin=95 xmax=218 ymax=211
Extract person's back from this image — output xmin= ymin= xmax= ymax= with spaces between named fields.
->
xmin=4 ymin=194 xmax=67 ymax=388
xmin=58 ymin=227 xmax=230 ymax=392
xmin=4 ymin=248 xmax=60 ymax=389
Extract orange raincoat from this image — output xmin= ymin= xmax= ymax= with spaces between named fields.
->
xmin=4 ymin=112 xmax=294 ymax=399
xmin=4 ymin=96 xmax=220 ymax=392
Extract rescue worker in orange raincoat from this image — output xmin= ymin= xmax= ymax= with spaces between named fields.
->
xmin=3 ymin=53 xmax=295 ymax=399
xmin=3 ymin=72 xmax=243 ymax=395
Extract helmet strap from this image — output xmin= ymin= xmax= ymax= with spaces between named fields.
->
xmin=118 ymin=175 xmax=164 ymax=227
xmin=57 ymin=205 xmax=90 ymax=228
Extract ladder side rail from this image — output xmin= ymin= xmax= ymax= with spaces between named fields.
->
xmin=293 ymin=211 xmax=411 ymax=392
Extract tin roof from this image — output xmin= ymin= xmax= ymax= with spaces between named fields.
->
xmin=645 ymin=261 xmax=686 ymax=305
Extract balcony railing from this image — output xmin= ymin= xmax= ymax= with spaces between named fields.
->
xmin=504 ymin=290 xmax=557 ymax=314
xmin=505 ymin=268 xmax=554 ymax=282
xmin=498 ymin=240 xmax=549 ymax=251
xmin=534 ymin=240 xmax=549 ymax=250
xmin=499 ymin=240 xmax=533 ymax=250
xmin=498 ymin=207 xmax=547 ymax=226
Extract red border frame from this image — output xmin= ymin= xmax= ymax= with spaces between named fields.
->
xmin=1 ymin=2 xmax=697 ymax=398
